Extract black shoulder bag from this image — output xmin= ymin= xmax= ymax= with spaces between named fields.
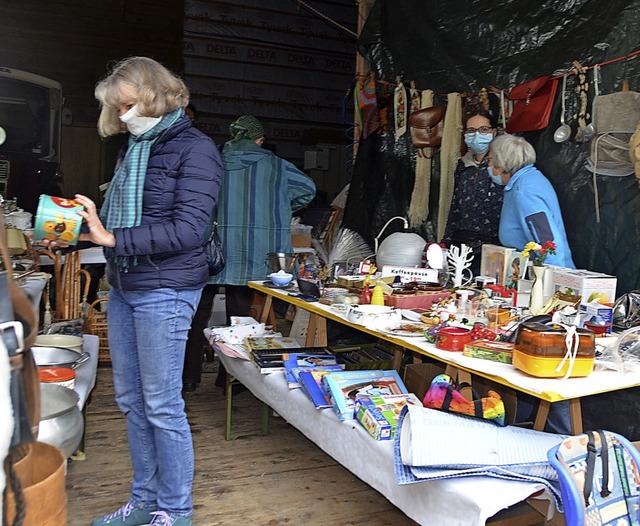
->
xmin=203 ymin=208 xmax=225 ymax=276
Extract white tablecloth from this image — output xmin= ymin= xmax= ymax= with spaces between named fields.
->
xmin=75 ymin=334 xmax=99 ymax=409
xmin=215 ymin=348 xmax=554 ymax=526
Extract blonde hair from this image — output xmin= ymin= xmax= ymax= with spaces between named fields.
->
xmin=95 ymin=56 xmax=189 ymax=138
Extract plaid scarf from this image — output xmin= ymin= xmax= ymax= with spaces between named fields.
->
xmin=100 ymin=108 xmax=183 ymax=268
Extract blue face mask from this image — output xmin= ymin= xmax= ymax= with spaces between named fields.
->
xmin=464 ymin=132 xmax=493 ymax=154
xmin=487 ymin=165 xmax=505 ymax=186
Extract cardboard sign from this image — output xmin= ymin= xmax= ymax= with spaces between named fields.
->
xmin=381 ymin=265 xmax=438 ymax=284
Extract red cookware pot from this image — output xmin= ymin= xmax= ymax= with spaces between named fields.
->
xmin=435 ymin=326 xmax=473 ymax=351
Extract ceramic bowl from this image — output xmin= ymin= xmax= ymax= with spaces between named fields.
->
xmin=435 ymin=326 xmax=473 ymax=351
xmin=584 ymin=321 xmax=611 ymax=335
xmin=35 ymin=334 xmax=84 ymax=353
xmin=345 ymin=305 xmax=400 ymax=329
xmin=268 ymin=272 xmax=293 ymax=287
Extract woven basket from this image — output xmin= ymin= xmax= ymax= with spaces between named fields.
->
xmin=83 ymin=298 xmax=110 ymax=364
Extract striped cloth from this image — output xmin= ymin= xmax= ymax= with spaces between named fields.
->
xmin=210 ymin=139 xmax=316 ymax=286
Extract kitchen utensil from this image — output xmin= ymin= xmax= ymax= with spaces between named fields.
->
xmin=35 ymin=334 xmax=84 ymax=352
xmin=266 ymin=252 xmax=297 ymax=273
xmin=268 ymin=271 xmax=293 ymax=287
xmin=38 ymin=383 xmax=84 ymax=458
xmin=345 ymin=304 xmax=400 ymax=329
xmin=32 ymin=345 xmax=90 ymax=369
xmin=582 ymin=65 xmax=599 ymax=141
xmin=34 ymin=195 xmax=84 ymax=245
xmin=435 ymin=326 xmax=473 ymax=351
xmin=553 ymin=73 xmax=572 ymax=143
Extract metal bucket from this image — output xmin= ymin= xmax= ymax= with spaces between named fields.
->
xmin=266 ymin=252 xmax=297 ymax=273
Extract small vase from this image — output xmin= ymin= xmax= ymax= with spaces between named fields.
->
xmin=529 ymin=265 xmax=545 ymax=315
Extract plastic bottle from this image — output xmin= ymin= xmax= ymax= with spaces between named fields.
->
xmin=359 ymin=276 xmax=372 ymax=304
xmin=370 ymin=280 xmax=385 ymax=305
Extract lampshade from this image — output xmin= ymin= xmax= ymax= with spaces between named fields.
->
xmin=376 ymin=232 xmax=426 ymax=268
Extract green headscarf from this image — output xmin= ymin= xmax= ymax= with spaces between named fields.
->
xmin=229 ymin=115 xmax=264 ymax=140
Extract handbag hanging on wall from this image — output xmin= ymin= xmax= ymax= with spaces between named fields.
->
xmin=408 ymin=105 xmax=446 ymax=157
xmin=505 ymin=75 xmax=559 ymax=133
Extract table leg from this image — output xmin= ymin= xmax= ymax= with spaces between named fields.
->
xmin=225 ymin=371 xmax=271 ymax=441
xmin=533 ymin=400 xmax=551 ymax=431
xmin=392 ymin=348 xmax=404 ymax=371
xmin=569 ymin=399 xmax=583 ymax=434
xmin=258 ymin=294 xmax=273 ymax=324
xmin=305 ymin=313 xmax=327 ymax=346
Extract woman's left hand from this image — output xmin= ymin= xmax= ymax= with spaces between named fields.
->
xmin=74 ymin=194 xmax=116 ymax=247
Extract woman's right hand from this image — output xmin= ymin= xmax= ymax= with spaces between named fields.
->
xmin=74 ymin=194 xmax=116 ymax=247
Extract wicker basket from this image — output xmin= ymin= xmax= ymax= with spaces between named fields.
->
xmin=83 ymin=298 xmax=110 ymax=364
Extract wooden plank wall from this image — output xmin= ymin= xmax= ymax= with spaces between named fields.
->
xmin=183 ymin=0 xmax=358 ymax=202
xmin=0 ymin=1 xmax=358 ymax=205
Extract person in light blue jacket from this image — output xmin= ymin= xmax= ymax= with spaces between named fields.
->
xmin=488 ymin=133 xmax=575 ymax=269
xmin=488 ymin=133 xmax=574 ymax=434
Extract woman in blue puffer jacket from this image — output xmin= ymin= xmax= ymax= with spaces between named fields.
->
xmin=72 ymin=57 xmax=221 ymax=526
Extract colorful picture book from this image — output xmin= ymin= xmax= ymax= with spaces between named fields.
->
xmin=245 ymin=336 xmax=301 ymax=351
xmin=322 ymin=369 xmax=409 ymax=421
xmin=298 ymin=367 xmax=344 ymax=409
xmin=250 ymin=350 xmax=288 ymax=374
xmin=283 ymin=352 xmax=341 ymax=388
xmin=355 ymin=393 xmax=422 ymax=440
xmin=250 ymin=346 xmax=333 ymax=375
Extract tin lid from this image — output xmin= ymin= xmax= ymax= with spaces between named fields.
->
xmin=39 ymin=366 xmax=76 ymax=383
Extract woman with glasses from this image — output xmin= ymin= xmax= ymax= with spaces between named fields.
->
xmin=442 ymin=110 xmax=502 ymax=274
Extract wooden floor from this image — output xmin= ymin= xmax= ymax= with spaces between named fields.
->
xmin=65 ymin=365 xmax=414 ymax=526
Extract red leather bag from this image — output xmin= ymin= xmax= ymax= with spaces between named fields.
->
xmin=505 ymin=75 xmax=559 ymax=133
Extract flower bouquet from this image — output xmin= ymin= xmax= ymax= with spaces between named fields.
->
xmin=521 ymin=241 xmax=556 ymax=267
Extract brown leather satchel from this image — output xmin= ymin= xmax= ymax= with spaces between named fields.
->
xmin=1 ymin=212 xmax=40 ymax=447
xmin=408 ymin=106 xmax=446 ymax=155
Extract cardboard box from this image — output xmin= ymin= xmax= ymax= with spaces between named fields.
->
xmin=463 ymin=339 xmax=514 ymax=364
xmin=291 ymin=224 xmax=312 ymax=247
xmin=579 ymin=302 xmax=614 ymax=334
xmin=553 ymin=269 xmax=617 ymax=304
xmin=403 ymin=362 xmax=518 ymax=425
xmin=355 ymin=393 xmax=422 ymax=440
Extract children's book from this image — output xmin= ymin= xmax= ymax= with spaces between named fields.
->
xmin=251 ymin=346 xmax=333 ymax=375
xmin=245 ymin=336 xmax=301 ymax=351
xmin=251 ymin=351 xmax=288 ymax=374
xmin=298 ymin=367 xmax=343 ymax=409
xmin=322 ymin=369 xmax=409 ymax=421
xmin=355 ymin=393 xmax=422 ymax=440
xmin=283 ymin=353 xmax=341 ymax=388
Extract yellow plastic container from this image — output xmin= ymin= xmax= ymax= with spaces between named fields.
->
xmin=512 ymin=348 xmax=594 ymax=378
xmin=513 ymin=322 xmax=595 ymax=378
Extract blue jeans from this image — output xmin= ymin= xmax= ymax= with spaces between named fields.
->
xmin=108 ymin=286 xmax=203 ymax=517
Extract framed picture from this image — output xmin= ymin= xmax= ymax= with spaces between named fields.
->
xmin=480 ymin=244 xmax=516 ymax=286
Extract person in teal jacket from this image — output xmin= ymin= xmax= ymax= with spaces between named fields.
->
xmin=488 ymin=133 xmax=575 ymax=269
xmin=186 ymin=115 xmax=316 ymax=390
xmin=211 ymin=116 xmax=316 ymax=287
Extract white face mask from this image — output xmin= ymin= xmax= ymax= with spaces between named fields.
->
xmin=119 ymin=104 xmax=161 ymax=136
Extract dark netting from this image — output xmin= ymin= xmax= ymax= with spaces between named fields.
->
xmin=346 ymin=0 xmax=640 ymax=295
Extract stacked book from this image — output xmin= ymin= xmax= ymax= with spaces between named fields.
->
xmin=322 ymin=369 xmax=409 ymax=421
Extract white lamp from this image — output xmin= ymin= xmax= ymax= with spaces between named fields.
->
xmin=374 ymin=216 xmax=426 ymax=269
